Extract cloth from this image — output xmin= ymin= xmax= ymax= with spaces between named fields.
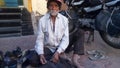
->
xmin=35 ymin=13 xmax=69 ymax=55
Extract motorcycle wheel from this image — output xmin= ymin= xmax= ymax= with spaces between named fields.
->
xmin=99 ymin=31 xmax=120 ymax=49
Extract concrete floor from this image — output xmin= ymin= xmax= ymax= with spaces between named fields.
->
xmin=0 ymin=35 xmax=37 ymax=53
xmin=79 ymin=31 xmax=120 ymax=68
xmin=0 ymin=31 xmax=120 ymax=68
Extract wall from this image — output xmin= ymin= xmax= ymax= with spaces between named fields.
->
xmin=0 ymin=0 xmax=5 ymax=7
xmin=31 ymin=0 xmax=47 ymax=15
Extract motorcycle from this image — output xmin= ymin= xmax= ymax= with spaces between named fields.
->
xmin=61 ymin=0 xmax=120 ymax=48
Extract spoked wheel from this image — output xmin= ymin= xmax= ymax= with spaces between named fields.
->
xmin=99 ymin=31 xmax=120 ymax=49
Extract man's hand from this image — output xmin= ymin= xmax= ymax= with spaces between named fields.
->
xmin=51 ymin=52 xmax=60 ymax=63
xmin=40 ymin=54 xmax=47 ymax=64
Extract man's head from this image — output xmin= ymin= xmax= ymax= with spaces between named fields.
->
xmin=47 ymin=0 xmax=62 ymax=16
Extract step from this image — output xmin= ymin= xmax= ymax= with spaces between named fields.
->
xmin=0 ymin=23 xmax=21 ymax=27
xmin=0 ymin=7 xmax=33 ymax=37
xmin=0 ymin=7 xmax=22 ymax=13
xmin=0 ymin=19 xmax=21 ymax=27
xmin=0 ymin=19 xmax=21 ymax=22
xmin=0 ymin=13 xmax=21 ymax=15
xmin=0 ymin=26 xmax=21 ymax=32
xmin=0 ymin=14 xmax=21 ymax=20
xmin=0 ymin=33 xmax=21 ymax=38
xmin=0 ymin=31 xmax=21 ymax=34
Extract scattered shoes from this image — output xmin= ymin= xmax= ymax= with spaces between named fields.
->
xmin=87 ymin=50 xmax=107 ymax=61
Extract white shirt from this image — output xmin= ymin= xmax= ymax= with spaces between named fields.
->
xmin=35 ymin=13 xmax=69 ymax=55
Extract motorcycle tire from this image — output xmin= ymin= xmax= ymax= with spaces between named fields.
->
xmin=99 ymin=31 xmax=120 ymax=49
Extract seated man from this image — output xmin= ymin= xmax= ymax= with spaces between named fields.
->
xmin=35 ymin=0 xmax=69 ymax=65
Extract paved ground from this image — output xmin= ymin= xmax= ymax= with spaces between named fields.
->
xmin=0 ymin=35 xmax=36 ymax=52
xmin=0 ymin=31 xmax=120 ymax=68
xmin=79 ymin=31 xmax=120 ymax=68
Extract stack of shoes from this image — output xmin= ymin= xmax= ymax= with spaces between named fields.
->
xmin=4 ymin=51 xmax=18 ymax=68
xmin=4 ymin=47 xmax=22 ymax=68
xmin=87 ymin=50 xmax=107 ymax=61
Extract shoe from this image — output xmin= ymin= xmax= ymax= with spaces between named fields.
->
xmin=87 ymin=50 xmax=105 ymax=55
xmin=87 ymin=50 xmax=97 ymax=55
xmin=88 ymin=52 xmax=106 ymax=61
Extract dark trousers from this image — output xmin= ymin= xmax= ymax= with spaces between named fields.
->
xmin=22 ymin=48 xmax=53 ymax=67
xmin=65 ymin=29 xmax=84 ymax=55
xmin=22 ymin=48 xmax=74 ymax=68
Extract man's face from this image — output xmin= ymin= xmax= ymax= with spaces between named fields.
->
xmin=48 ymin=2 xmax=60 ymax=16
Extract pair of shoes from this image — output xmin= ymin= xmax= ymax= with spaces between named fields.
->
xmin=87 ymin=50 xmax=106 ymax=61
xmin=89 ymin=53 xmax=106 ymax=61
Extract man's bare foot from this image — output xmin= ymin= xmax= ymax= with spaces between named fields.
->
xmin=72 ymin=54 xmax=84 ymax=68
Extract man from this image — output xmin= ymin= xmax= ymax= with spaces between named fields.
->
xmin=35 ymin=0 xmax=69 ymax=65
xmin=59 ymin=0 xmax=85 ymax=67
xmin=66 ymin=28 xmax=84 ymax=68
